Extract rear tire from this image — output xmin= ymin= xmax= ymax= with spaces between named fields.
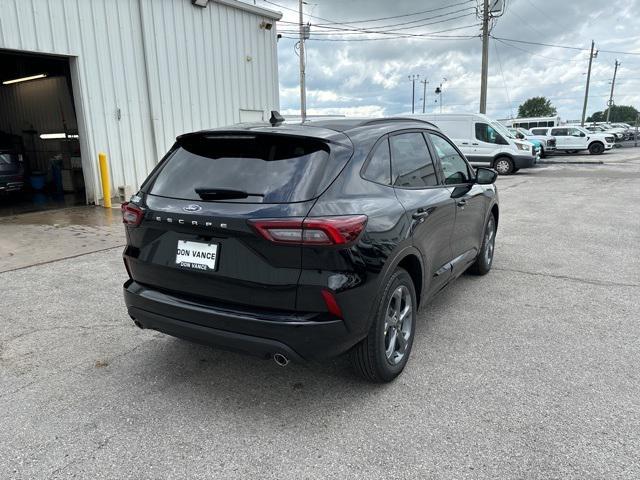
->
xmin=589 ymin=142 xmax=605 ymax=155
xmin=540 ymin=147 xmax=546 ymax=158
xmin=493 ymin=156 xmax=515 ymax=175
xmin=468 ymin=213 xmax=496 ymax=276
xmin=351 ymin=268 xmax=417 ymax=383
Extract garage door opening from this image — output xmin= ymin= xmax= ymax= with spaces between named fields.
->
xmin=0 ymin=50 xmax=85 ymax=217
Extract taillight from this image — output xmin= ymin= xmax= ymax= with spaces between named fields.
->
xmin=249 ymin=215 xmax=367 ymax=246
xmin=121 ymin=202 xmax=144 ymax=226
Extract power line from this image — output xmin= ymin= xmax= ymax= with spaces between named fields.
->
xmin=494 ymin=38 xmax=584 ymax=64
xmin=279 ymin=24 xmax=482 ymax=42
xmin=491 ymin=36 xmax=640 ymax=56
xmin=315 ymin=0 xmax=476 ymax=26
xmin=493 ymin=37 xmax=513 ymax=118
xmin=261 ymin=0 xmax=475 ymax=26
xmin=278 ymin=11 xmax=478 ymax=36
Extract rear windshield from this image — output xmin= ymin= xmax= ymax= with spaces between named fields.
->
xmin=149 ymin=134 xmax=335 ymax=203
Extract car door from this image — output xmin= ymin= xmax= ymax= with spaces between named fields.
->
xmin=427 ymin=132 xmax=487 ymax=277
xmin=550 ymin=127 xmax=570 ymax=149
xmin=471 ymin=121 xmax=507 ymax=166
xmin=566 ymin=127 xmax=587 ymax=148
xmin=389 ymin=130 xmax=456 ymax=296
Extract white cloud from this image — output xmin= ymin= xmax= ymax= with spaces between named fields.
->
xmin=267 ymin=0 xmax=640 ymax=121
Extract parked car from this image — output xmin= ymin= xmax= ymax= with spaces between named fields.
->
xmin=122 ymin=115 xmax=500 ymax=382
xmin=0 ymin=132 xmax=25 ymax=194
xmin=582 ymin=124 xmax=624 ymax=141
xmin=508 ymin=127 xmax=556 ymax=158
xmin=414 ymin=113 xmax=537 ymax=175
xmin=530 ymin=125 xmax=614 ymax=154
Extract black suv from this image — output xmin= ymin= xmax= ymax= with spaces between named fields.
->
xmin=123 ymin=116 xmax=499 ymax=382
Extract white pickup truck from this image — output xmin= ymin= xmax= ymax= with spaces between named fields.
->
xmin=530 ymin=125 xmax=614 ymax=155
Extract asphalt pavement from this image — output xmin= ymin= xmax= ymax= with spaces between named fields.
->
xmin=1 ymin=148 xmax=639 ymax=479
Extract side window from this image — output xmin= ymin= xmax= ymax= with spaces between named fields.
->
xmin=389 ymin=132 xmax=438 ymax=188
xmin=568 ymin=128 xmax=583 ymax=137
xmin=475 ymin=123 xmax=506 ymax=145
xmin=429 ymin=133 xmax=471 ymax=185
xmin=363 ymin=138 xmax=391 ymax=185
xmin=551 ymin=128 xmax=568 ymax=136
xmin=531 ymin=128 xmax=547 ymax=136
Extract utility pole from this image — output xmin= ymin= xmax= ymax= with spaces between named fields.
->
xmin=606 ymin=60 xmax=620 ymax=123
xmin=581 ymin=40 xmax=597 ymax=127
xmin=420 ymin=79 xmax=429 ymax=114
xmin=409 ymin=74 xmax=419 ymax=114
xmin=298 ymin=0 xmax=307 ymax=122
xmin=479 ymin=0 xmax=490 ymax=114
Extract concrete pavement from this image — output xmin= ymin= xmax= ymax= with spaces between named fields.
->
xmin=1 ymin=148 xmax=639 ymax=479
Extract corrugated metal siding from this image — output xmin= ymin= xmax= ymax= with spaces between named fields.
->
xmin=0 ymin=0 xmax=280 ymax=203
xmin=139 ymin=0 xmax=280 ymax=156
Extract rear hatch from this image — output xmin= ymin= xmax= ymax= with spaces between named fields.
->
xmin=125 ymin=130 xmax=353 ymax=311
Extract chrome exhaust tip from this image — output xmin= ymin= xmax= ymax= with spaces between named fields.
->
xmin=273 ymin=353 xmax=289 ymax=367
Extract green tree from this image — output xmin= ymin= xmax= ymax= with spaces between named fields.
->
xmin=587 ymin=105 xmax=639 ymax=123
xmin=517 ymin=97 xmax=557 ymax=117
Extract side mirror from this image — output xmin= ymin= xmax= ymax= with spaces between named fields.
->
xmin=476 ymin=167 xmax=498 ymax=185
xmin=580 ymin=132 xmax=586 ymax=137
xmin=517 ymin=133 xmax=524 ymax=139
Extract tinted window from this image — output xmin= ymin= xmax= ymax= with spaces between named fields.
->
xmin=150 ymin=135 xmax=334 ymax=203
xmin=363 ymin=138 xmax=391 ymax=184
xmin=551 ymin=128 xmax=568 ymax=136
xmin=531 ymin=128 xmax=547 ymax=136
xmin=429 ymin=134 xmax=471 ymax=185
xmin=390 ymin=133 xmax=438 ymax=188
xmin=475 ymin=123 xmax=506 ymax=144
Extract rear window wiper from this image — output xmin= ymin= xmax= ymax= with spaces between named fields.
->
xmin=194 ymin=188 xmax=264 ymax=200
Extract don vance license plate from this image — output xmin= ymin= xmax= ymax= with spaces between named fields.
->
xmin=175 ymin=240 xmax=219 ymax=271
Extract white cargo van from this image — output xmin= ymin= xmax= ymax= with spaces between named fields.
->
xmin=413 ymin=113 xmax=537 ymax=175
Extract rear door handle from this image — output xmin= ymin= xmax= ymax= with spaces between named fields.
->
xmin=456 ymin=199 xmax=467 ymax=207
xmin=471 ymin=143 xmax=479 ymax=146
xmin=461 ymin=142 xmax=469 ymax=145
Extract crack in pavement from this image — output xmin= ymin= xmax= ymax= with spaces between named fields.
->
xmin=0 ymin=245 xmax=124 ymax=275
xmin=493 ymin=267 xmax=639 ymax=289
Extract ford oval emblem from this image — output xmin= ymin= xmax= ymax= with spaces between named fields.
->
xmin=183 ymin=204 xmax=202 ymax=212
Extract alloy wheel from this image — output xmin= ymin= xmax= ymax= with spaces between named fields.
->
xmin=384 ymin=285 xmax=413 ymax=365
xmin=484 ymin=216 xmax=496 ymax=265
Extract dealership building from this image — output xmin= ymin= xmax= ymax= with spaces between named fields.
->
xmin=0 ymin=0 xmax=281 ymax=209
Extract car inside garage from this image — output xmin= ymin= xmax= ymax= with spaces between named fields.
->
xmin=0 ymin=49 xmax=85 ymax=216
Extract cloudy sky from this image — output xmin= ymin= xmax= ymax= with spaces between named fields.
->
xmin=252 ymin=0 xmax=640 ymax=121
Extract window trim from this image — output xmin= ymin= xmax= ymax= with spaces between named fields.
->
xmin=359 ymin=134 xmax=393 ymax=187
xmin=388 ymin=129 xmax=443 ymax=190
xmin=426 ymin=131 xmax=475 ymax=187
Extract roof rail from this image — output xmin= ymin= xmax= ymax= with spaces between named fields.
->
xmin=359 ymin=117 xmax=439 ymax=129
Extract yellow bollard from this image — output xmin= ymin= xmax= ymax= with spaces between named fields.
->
xmin=98 ymin=152 xmax=112 ymax=208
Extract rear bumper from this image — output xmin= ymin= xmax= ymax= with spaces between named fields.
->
xmin=123 ymin=280 xmax=357 ymax=361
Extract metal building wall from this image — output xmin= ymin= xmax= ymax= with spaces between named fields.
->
xmin=0 ymin=0 xmax=281 ymax=203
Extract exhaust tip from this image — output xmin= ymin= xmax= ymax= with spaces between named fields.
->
xmin=273 ymin=353 xmax=289 ymax=367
